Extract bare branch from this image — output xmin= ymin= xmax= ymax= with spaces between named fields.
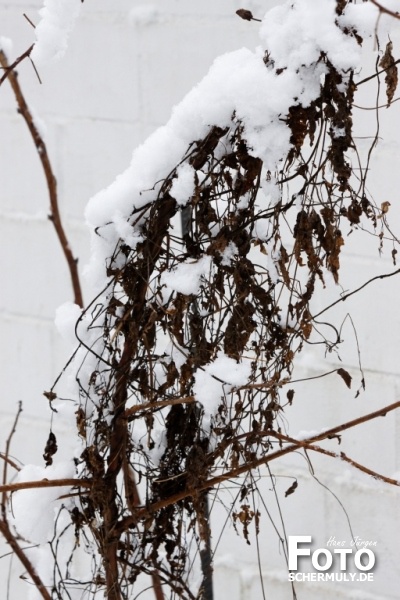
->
xmin=0 ymin=520 xmax=51 ymax=600
xmin=0 ymin=45 xmax=34 ymax=86
xmin=370 ymin=0 xmax=400 ymax=20
xmin=0 ymin=478 xmax=91 ymax=494
xmin=0 ymin=49 xmax=83 ymax=307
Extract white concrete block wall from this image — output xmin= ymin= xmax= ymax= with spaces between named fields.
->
xmin=0 ymin=1 xmax=399 ymax=599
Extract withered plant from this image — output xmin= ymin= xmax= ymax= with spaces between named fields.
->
xmin=1 ymin=2 xmax=400 ymax=600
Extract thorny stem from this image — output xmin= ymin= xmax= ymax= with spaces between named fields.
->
xmin=0 ymin=49 xmax=83 ymax=308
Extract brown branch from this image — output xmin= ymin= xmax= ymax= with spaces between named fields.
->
xmin=267 ymin=431 xmax=400 ymax=487
xmin=0 ymin=519 xmax=51 ymax=600
xmin=370 ymin=0 xmax=400 ymax=20
xmin=0 ymin=49 xmax=83 ymax=307
xmin=125 ymin=395 xmax=195 ymax=419
xmin=0 ymin=453 xmax=21 ymax=473
xmin=116 ymin=400 xmax=400 ymax=532
xmin=2 ymin=402 xmax=23 ymax=516
xmin=0 ymin=44 xmax=34 ymax=86
xmin=0 ymin=478 xmax=91 ymax=494
xmin=122 ymin=463 xmax=165 ymax=600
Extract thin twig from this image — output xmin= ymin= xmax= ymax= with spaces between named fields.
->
xmin=0 ymin=454 xmax=21 ymax=473
xmin=23 ymin=13 xmax=36 ymax=29
xmin=0 ymin=45 xmax=34 ymax=86
xmin=0 ymin=49 xmax=83 ymax=307
xmin=1 ymin=402 xmax=23 ymax=516
xmin=356 ymin=58 xmax=400 ymax=87
xmin=370 ymin=0 xmax=400 ymax=20
xmin=311 ymin=268 xmax=400 ymax=320
xmin=267 ymin=431 xmax=400 ymax=487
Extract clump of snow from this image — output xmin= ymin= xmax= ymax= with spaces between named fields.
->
xmin=10 ymin=461 xmax=76 ymax=544
xmin=260 ymin=0 xmax=378 ymax=73
xmin=0 ymin=35 xmax=13 ymax=56
xmin=55 ymin=301 xmax=82 ymax=347
xmin=292 ymin=428 xmax=328 ymax=441
xmin=30 ymin=0 xmax=82 ymax=67
xmin=331 ymin=125 xmax=346 ymax=139
xmin=220 ymin=241 xmax=238 ymax=266
xmin=161 ymin=255 xmax=212 ymax=297
xmin=193 ymin=353 xmax=251 ymax=421
xmin=113 ymin=211 xmax=144 ymax=249
xmin=170 ymin=163 xmax=196 ymax=206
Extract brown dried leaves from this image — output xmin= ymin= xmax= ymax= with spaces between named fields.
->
xmin=379 ymin=41 xmax=398 ymax=106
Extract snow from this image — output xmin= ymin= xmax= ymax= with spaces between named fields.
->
xmin=170 ymin=162 xmax=196 ymax=206
xmin=161 ymin=255 xmax=212 ymax=297
xmin=10 ymin=461 xmax=76 ymax=544
xmin=260 ymin=0 xmax=377 ymax=73
xmin=193 ymin=352 xmax=251 ymax=422
xmin=220 ymin=241 xmax=238 ymax=266
xmin=293 ymin=428 xmax=328 ymax=441
xmin=55 ymin=301 xmax=82 ymax=347
xmin=30 ymin=0 xmax=82 ymax=67
xmin=0 ymin=35 xmax=13 ymax=56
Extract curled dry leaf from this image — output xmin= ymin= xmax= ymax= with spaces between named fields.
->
xmin=285 ymin=480 xmax=298 ymax=497
xmin=43 ymin=432 xmax=58 ymax=466
xmin=337 ymin=368 xmax=352 ymax=389
xmin=379 ymin=41 xmax=398 ymax=106
xmin=236 ymin=9 xmax=254 ymax=21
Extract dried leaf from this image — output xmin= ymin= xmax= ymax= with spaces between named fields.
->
xmin=236 ymin=9 xmax=253 ymax=21
xmin=378 ymin=201 xmax=391 ymax=218
xmin=286 ymin=389 xmax=295 ymax=405
xmin=43 ymin=390 xmax=56 ymax=401
xmin=379 ymin=41 xmax=398 ymax=106
xmin=337 ymin=367 xmax=352 ymax=389
xmin=43 ymin=431 xmax=58 ymax=466
xmin=285 ymin=480 xmax=298 ymax=497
